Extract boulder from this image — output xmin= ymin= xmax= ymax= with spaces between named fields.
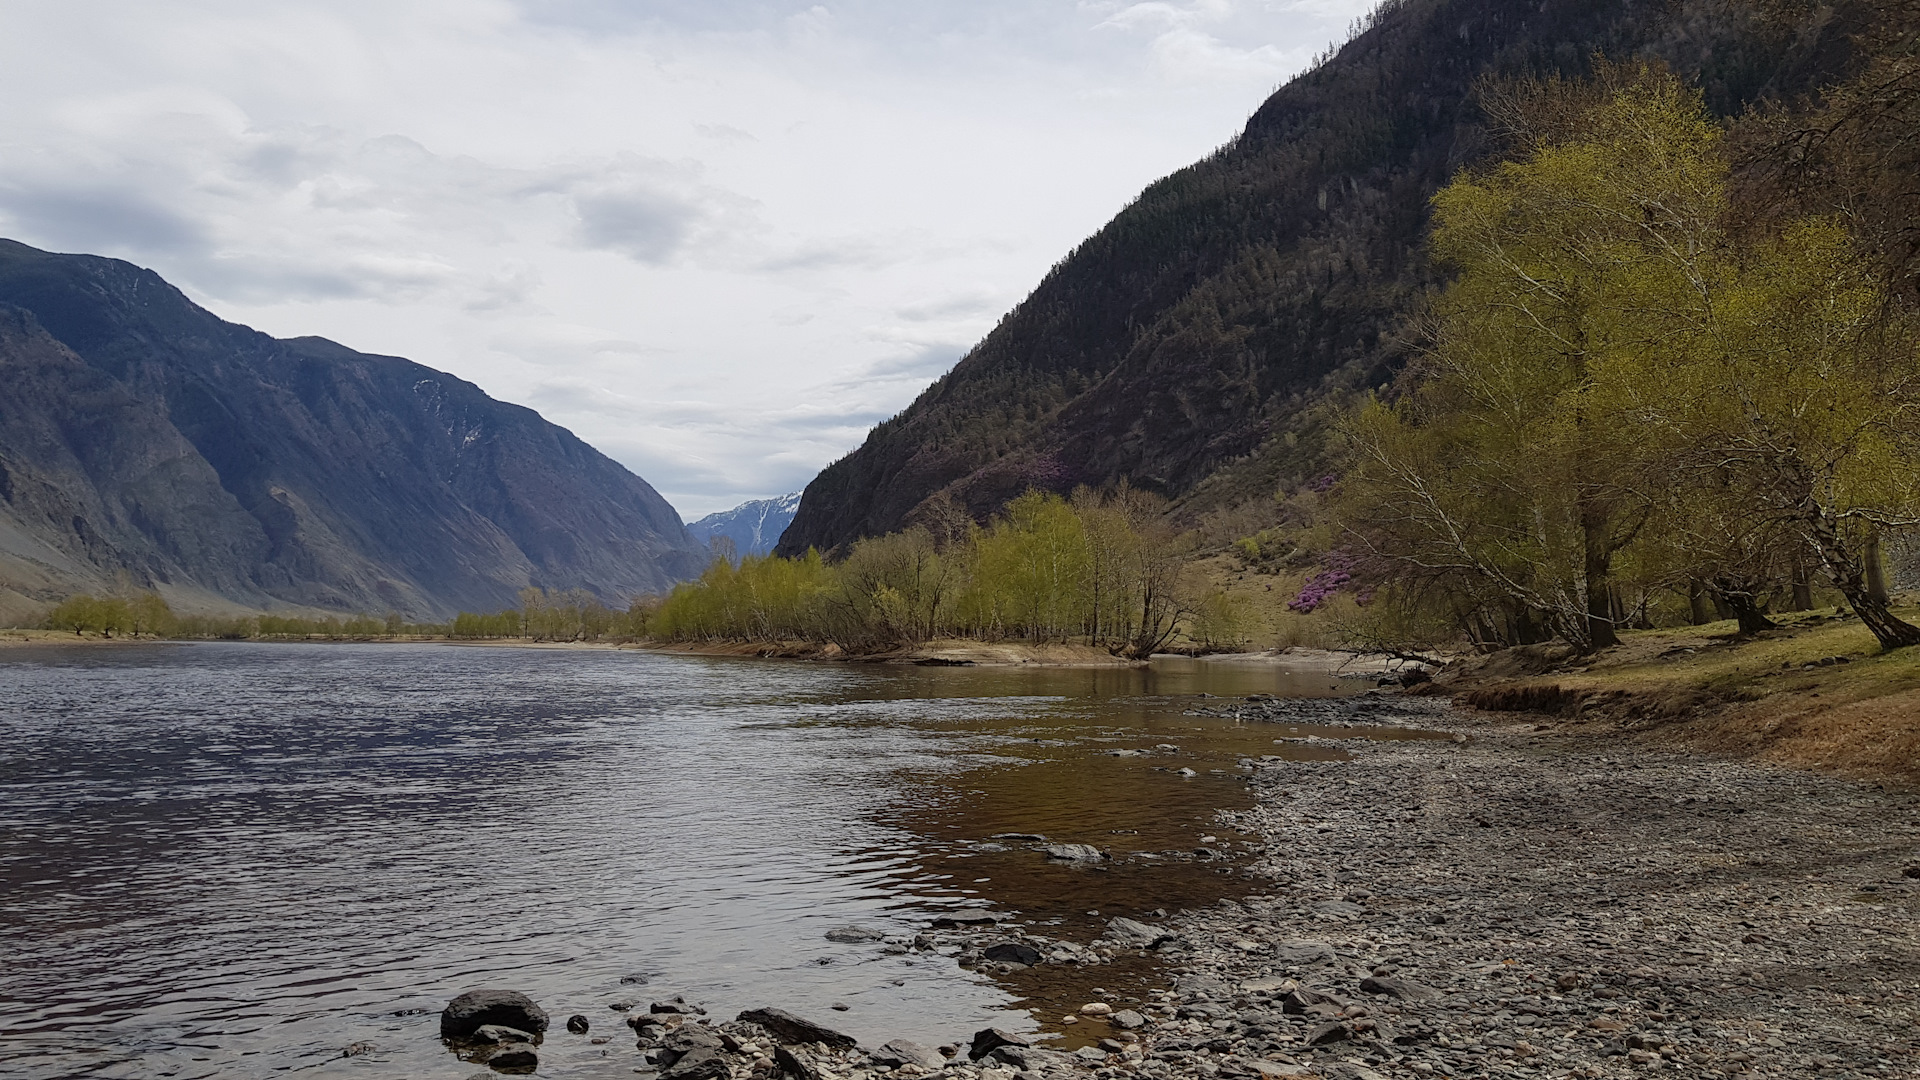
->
xmin=981 ymin=943 xmax=1042 ymax=966
xmin=871 ymin=1039 xmax=946 ymax=1070
xmin=736 ymin=1007 xmax=858 ymax=1049
xmin=968 ymin=1027 xmax=1032 ymax=1061
xmin=440 ymin=990 xmax=549 ymax=1040
xmin=1043 ymin=844 xmax=1106 ymax=861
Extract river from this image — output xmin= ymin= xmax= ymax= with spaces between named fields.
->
xmin=0 ymin=642 xmax=1435 ymax=1078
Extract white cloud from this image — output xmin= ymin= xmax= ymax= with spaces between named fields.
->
xmin=0 ymin=0 xmax=1374 ymax=518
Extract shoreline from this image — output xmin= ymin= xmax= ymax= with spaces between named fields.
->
xmin=1101 ymin=696 xmax=1920 ymax=1080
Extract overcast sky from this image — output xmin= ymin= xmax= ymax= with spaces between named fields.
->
xmin=0 ymin=0 xmax=1373 ymax=519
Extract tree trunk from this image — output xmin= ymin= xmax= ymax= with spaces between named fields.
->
xmin=1687 ymin=581 xmax=1713 ymax=625
xmin=1789 ymin=557 xmax=1814 ymax=612
xmin=1804 ymin=508 xmax=1920 ymax=649
xmin=1866 ymin=533 xmax=1890 ymax=604
xmin=1582 ymin=522 xmax=1618 ymax=650
xmin=1711 ymin=581 xmax=1777 ymax=635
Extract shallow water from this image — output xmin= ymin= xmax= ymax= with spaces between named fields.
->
xmin=0 ymin=643 xmax=1435 ymax=1078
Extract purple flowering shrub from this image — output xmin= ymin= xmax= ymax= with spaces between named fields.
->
xmin=1288 ymin=548 xmax=1374 ymax=613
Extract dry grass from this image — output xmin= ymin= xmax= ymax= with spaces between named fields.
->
xmin=1458 ymin=603 xmax=1920 ymax=785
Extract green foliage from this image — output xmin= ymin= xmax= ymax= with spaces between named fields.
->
xmin=1335 ymin=65 xmax=1920 ymax=652
xmin=650 ymin=488 xmax=1208 ymax=656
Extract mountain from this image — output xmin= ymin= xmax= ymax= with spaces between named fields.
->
xmin=777 ymin=0 xmax=1864 ymax=556
xmin=0 ymin=240 xmax=706 ymax=622
xmin=686 ymin=493 xmax=802 ymax=561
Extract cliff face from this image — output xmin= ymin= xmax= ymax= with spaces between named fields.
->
xmin=0 ymin=241 xmax=704 ymax=619
xmin=778 ymin=0 xmax=1859 ymax=556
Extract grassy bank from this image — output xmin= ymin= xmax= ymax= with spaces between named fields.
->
xmin=1437 ymin=602 xmax=1920 ymax=783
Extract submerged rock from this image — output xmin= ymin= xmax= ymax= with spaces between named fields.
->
xmin=440 ymin=990 xmax=549 ymax=1041
xmin=823 ymin=925 xmax=887 ymax=943
xmin=1043 ymin=843 xmax=1107 ymax=861
xmin=565 ymin=1014 xmax=590 ymax=1034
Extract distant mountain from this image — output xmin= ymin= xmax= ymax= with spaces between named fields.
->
xmin=0 ymin=240 xmax=706 ymax=622
xmin=778 ymin=0 xmax=1864 ymax=556
xmin=686 ymin=493 xmax=801 ymax=561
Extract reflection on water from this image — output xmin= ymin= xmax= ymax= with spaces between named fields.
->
xmin=0 ymin=644 xmax=1436 ymax=1078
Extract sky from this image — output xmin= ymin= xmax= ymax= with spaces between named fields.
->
xmin=0 ymin=0 xmax=1376 ymax=520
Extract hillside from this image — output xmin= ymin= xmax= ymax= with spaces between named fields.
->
xmin=778 ymin=0 xmax=1864 ymax=556
xmin=686 ymin=493 xmax=800 ymax=561
xmin=0 ymin=241 xmax=705 ymax=621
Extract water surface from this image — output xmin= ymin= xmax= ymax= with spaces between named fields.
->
xmin=0 ymin=643 xmax=1427 ymax=1078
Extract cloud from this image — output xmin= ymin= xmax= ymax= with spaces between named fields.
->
xmin=0 ymin=185 xmax=209 ymax=256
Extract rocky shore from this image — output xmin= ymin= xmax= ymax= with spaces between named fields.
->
xmin=433 ymin=690 xmax=1916 ymax=1080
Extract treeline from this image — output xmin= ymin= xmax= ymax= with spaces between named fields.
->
xmin=1304 ymin=62 xmax=1920 ymax=653
xmin=450 ymin=588 xmax=648 ymax=641
xmin=648 ymin=489 xmax=1248 ymax=655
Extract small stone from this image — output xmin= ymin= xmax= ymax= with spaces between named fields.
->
xmin=1109 ymin=1009 xmax=1148 ymax=1030
xmin=1080 ymin=1002 xmax=1113 ymax=1016
xmin=651 ymin=996 xmax=705 ymax=1016
xmin=1176 ymin=768 xmax=1199 ymax=777
xmin=340 ymin=1041 xmax=375 ymax=1057
xmin=567 ymin=1014 xmax=590 ymax=1034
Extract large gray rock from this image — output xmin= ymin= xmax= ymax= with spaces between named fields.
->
xmin=871 ymin=1039 xmax=946 ymax=1069
xmin=736 ymin=1007 xmax=858 ymax=1049
xmin=1359 ymin=974 xmax=1441 ymax=1001
xmin=441 ymin=990 xmax=549 ymax=1040
xmin=981 ymin=942 xmax=1042 ymax=966
xmin=661 ymin=1046 xmax=729 ymax=1080
xmin=1105 ymin=917 xmax=1175 ymax=948
xmin=968 ymin=1027 xmax=1031 ymax=1061
xmin=1044 ymin=844 xmax=1106 ymax=861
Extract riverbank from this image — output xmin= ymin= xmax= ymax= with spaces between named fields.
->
xmin=1086 ymin=694 xmax=1920 ymax=1080
xmin=639 ymin=638 xmax=1147 ymax=667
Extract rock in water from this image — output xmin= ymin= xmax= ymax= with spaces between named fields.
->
xmin=735 ymin=1007 xmax=858 ymax=1049
xmin=871 ymin=1039 xmax=946 ymax=1069
xmin=824 ymin=925 xmax=887 ymax=943
xmin=1105 ymin=916 xmax=1175 ymax=948
xmin=968 ymin=1027 xmax=1032 ymax=1061
xmin=981 ymin=943 xmax=1042 ymax=966
xmin=1043 ymin=843 xmax=1106 ymax=861
xmin=565 ymin=1013 xmax=590 ymax=1034
xmin=1109 ymin=1009 xmax=1148 ymax=1030
xmin=440 ymin=990 xmax=549 ymax=1040
xmin=471 ymin=1024 xmax=534 ymax=1044
xmin=485 ymin=1044 xmax=539 ymax=1073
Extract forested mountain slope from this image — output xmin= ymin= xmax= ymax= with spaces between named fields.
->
xmin=779 ymin=0 xmax=1864 ymax=556
xmin=0 ymin=241 xmax=704 ymax=620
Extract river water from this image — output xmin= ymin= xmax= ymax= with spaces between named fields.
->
xmin=0 ymin=643 xmax=1435 ymax=1078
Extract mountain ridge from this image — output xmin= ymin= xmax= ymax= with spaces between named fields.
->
xmin=778 ymin=0 xmax=1864 ymax=556
xmin=0 ymin=240 xmax=705 ymax=621
xmin=686 ymin=493 xmax=801 ymax=561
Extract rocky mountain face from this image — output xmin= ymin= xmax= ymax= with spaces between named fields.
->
xmin=778 ymin=0 xmax=1865 ymax=556
xmin=0 ymin=240 xmax=705 ymax=621
xmin=686 ymin=493 xmax=801 ymax=561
